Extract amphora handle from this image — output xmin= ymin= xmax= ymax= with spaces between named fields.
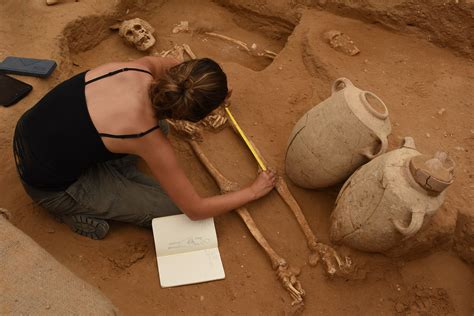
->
xmin=401 ymin=136 xmax=416 ymax=150
xmin=392 ymin=209 xmax=426 ymax=238
xmin=331 ymin=77 xmax=354 ymax=95
xmin=360 ymin=134 xmax=388 ymax=160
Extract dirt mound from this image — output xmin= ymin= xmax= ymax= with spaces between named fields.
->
xmin=393 ymin=285 xmax=455 ymax=315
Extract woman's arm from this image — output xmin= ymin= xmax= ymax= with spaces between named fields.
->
xmin=130 ymin=131 xmax=275 ymax=220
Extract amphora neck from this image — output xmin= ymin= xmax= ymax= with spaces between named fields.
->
xmin=408 ymin=151 xmax=455 ymax=195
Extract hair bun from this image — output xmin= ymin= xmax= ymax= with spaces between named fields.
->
xmin=182 ymin=78 xmax=193 ymax=90
xmin=149 ymin=58 xmax=228 ymax=121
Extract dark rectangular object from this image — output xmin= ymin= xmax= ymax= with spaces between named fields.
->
xmin=0 ymin=74 xmax=33 ymax=107
xmin=0 ymin=56 xmax=57 ymax=78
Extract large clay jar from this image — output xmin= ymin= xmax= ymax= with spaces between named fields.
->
xmin=285 ymin=78 xmax=392 ymax=188
xmin=329 ymin=137 xmax=455 ymax=253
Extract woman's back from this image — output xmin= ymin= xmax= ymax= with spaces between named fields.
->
xmin=14 ymin=63 xmax=159 ymax=190
xmin=85 ymin=61 xmax=159 ymax=155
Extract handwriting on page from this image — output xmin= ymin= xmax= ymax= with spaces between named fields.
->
xmin=167 ymin=237 xmax=211 ymax=250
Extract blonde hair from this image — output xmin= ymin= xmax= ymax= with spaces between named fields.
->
xmin=149 ymin=58 xmax=228 ymax=122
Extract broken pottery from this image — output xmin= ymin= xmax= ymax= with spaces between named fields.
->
xmin=285 ymin=77 xmax=391 ymax=188
xmin=118 ymin=18 xmax=156 ymax=51
xmin=329 ymin=137 xmax=455 ymax=253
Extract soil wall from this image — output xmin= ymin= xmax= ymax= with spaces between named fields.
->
xmin=216 ymin=0 xmax=474 ymax=58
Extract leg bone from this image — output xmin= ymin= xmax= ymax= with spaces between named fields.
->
xmin=187 ymin=139 xmax=305 ymax=306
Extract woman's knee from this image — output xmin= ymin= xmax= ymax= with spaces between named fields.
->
xmin=37 ymin=191 xmax=82 ymax=216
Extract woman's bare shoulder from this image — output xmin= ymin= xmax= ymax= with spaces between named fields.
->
xmin=86 ymin=56 xmax=180 ymax=80
xmin=133 ymin=56 xmax=180 ymax=77
xmin=85 ymin=60 xmax=152 ymax=80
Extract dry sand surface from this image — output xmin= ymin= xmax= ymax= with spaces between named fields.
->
xmin=1 ymin=0 xmax=473 ymax=315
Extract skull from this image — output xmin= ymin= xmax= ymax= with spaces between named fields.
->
xmin=118 ymin=18 xmax=156 ymax=51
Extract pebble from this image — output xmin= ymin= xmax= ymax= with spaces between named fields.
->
xmin=454 ymin=146 xmax=465 ymax=151
xmin=437 ymin=108 xmax=446 ymax=115
xmin=200 ymin=295 xmax=204 ymax=302
xmin=426 ymin=133 xmax=431 ymax=138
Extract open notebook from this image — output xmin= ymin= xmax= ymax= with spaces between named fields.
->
xmin=151 ymin=214 xmax=225 ymax=287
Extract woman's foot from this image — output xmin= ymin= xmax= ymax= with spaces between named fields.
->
xmin=58 ymin=215 xmax=109 ymax=240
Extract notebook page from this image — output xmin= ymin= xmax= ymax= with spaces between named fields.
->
xmin=152 ymin=215 xmax=218 ymax=257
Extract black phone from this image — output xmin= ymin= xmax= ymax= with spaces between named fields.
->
xmin=0 ymin=74 xmax=33 ymax=107
xmin=0 ymin=56 xmax=57 ymax=78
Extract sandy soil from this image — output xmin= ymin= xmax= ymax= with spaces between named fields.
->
xmin=1 ymin=0 xmax=473 ymax=315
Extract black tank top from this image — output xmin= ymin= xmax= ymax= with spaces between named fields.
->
xmin=13 ymin=67 xmax=157 ymax=191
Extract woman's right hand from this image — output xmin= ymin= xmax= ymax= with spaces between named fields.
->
xmin=249 ymin=170 xmax=277 ymax=200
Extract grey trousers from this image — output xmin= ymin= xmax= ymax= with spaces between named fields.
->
xmin=22 ymin=124 xmax=182 ymax=227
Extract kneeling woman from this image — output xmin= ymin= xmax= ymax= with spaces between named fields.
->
xmin=14 ymin=57 xmax=275 ymax=239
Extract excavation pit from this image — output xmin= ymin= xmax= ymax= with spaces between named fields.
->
xmin=1 ymin=0 xmax=473 ymax=314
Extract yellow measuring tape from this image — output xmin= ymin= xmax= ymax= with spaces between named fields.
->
xmin=225 ymin=107 xmax=267 ymax=171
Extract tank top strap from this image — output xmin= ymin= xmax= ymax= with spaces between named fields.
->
xmin=85 ymin=67 xmax=153 ymax=85
xmin=98 ymin=124 xmax=161 ymax=139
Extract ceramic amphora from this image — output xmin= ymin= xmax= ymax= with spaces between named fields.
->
xmin=329 ymin=137 xmax=455 ymax=253
xmin=285 ymin=78 xmax=392 ymax=188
